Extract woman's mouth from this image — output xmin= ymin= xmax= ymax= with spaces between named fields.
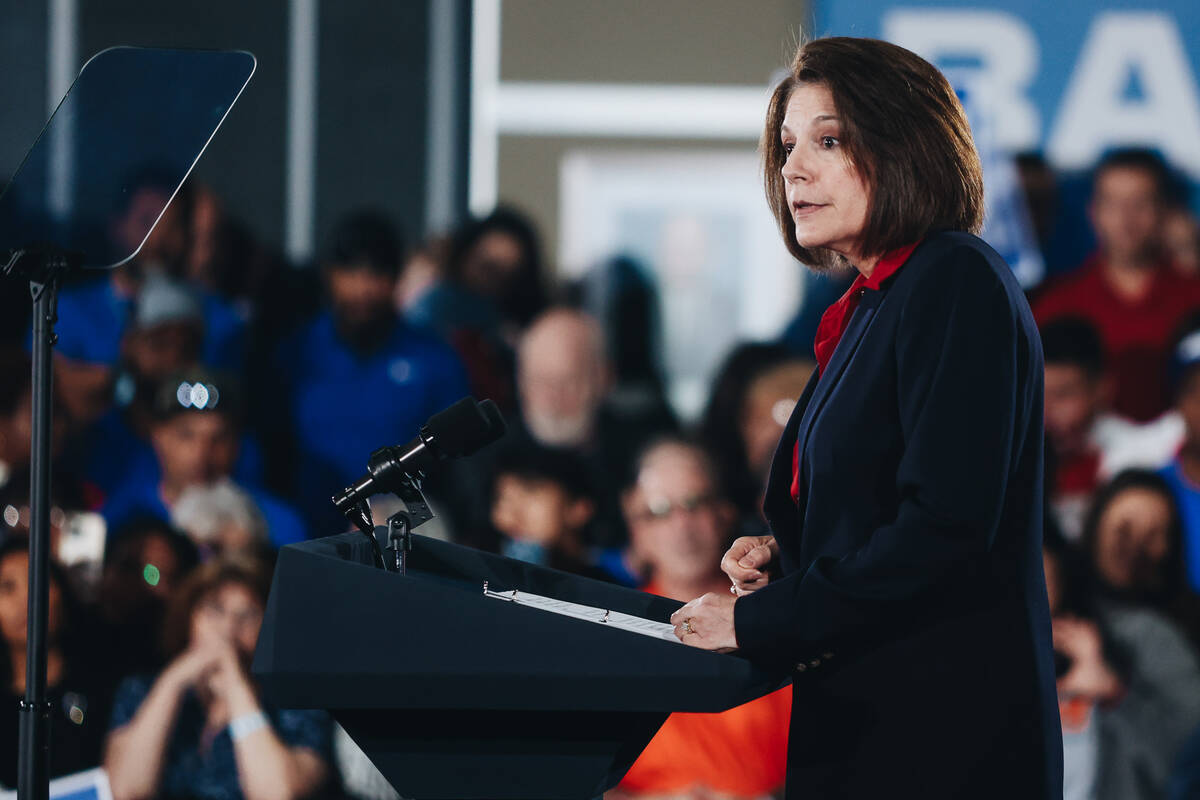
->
xmin=792 ymin=201 xmax=826 ymax=217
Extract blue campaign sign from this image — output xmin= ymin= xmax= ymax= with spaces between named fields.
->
xmin=813 ymin=1 xmax=1200 ymax=183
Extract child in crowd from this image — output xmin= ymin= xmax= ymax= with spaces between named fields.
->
xmin=488 ymin=442 xmax=603 ymax=579
xmin=1041 ymin=317 xmax=1182 ymax=540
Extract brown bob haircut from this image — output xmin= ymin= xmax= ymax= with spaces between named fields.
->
xmin=763 ymin=37 xmax=985 ymax=268
xmin=162 ymin=555 xmax=273 ymax=660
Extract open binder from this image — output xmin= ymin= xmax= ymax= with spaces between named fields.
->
xmin=252 ymin=532 xmax=787 ymax=799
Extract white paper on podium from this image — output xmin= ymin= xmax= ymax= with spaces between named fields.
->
xmin=483 ymin=583 xmax=682 ymax=643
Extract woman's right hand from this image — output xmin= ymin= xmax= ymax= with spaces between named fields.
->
xmin=163 ymin=642 xmax=226 ymax=693
xmin=721 ymin=535 xmax=779 ymax=596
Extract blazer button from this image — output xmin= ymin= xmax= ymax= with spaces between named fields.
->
xmin=795 ymin=663 xmax=807 ymax=673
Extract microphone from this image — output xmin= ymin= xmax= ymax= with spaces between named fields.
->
xmin=332 ymin=397 xmax=507 ymax=515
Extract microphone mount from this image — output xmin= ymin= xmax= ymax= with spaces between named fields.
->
xmin=333 ymin=397 xmax=506 ymax=572
xmin=340 ymin=467 xmax=433 ymax=574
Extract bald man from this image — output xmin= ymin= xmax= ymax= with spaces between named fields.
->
xmin=445 ymin=307 xmax=677 ymax=553
xmin=517 ymin=309 xmax=613 ymax=448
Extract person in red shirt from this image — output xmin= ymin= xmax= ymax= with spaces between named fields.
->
xmin=1033 ymin=148 xmax=1200 ymax=422
xmin=614 ymin=437 xmax=790 ymax=800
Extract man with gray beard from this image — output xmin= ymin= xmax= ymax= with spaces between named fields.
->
xmin=517 ymin=309 xmax=611 ymax=447
xmin=448 ymin=308 xmax=676 ymax=553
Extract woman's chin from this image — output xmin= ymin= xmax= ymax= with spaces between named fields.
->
xmin=794 ymin=243 xmax=854 ymax=275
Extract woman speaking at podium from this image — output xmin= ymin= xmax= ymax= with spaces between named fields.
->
xmin=670 ymin=37 xmax=1063 ymax=798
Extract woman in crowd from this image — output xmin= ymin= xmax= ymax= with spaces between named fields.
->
xmin=96 ymin=517 xmax=200 ymax=677
xmin=671 ymin=37 xmax=1060 ymax=797
xmin=0 ymin=538 xmax=113 ymax=787
xmin=104 ymin=556 xmax=331 ymax=800
xmin=699 ymin=342 xmax=814 ymax=530
xmin=1044 ymin=526 xmax=1200 ymax=799
xmin=407 ymin=206 xmax=549 ymax=411
xmin=1080 ymin=468 xmax=1200 ymax=645
xmin=171 ymin=480 xmax=271 ymax=561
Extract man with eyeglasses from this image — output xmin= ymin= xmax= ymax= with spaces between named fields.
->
xmin=612 ymin=437 xmax=791 ymax=800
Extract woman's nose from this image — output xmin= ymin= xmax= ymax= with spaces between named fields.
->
xmin=782 ymin=149 xmax=808 ymax=183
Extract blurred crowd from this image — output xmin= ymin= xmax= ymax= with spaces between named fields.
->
xmin=1 ymin=143 xmax=1200 ymax=800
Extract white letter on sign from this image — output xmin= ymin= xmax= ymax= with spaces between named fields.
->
xmin=1048 ymin=12 xmax=1200 ymax=179
xmin=883 ymin=9 xmax=1040 ymax=151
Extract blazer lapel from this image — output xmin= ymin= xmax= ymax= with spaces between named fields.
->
xmin=761 ymin=368 xmax=819 ymax=534
xmin=793 ymin=294 xmax=882 ymax=475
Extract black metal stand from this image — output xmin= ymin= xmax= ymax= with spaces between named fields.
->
xmin=336 ymin=470 xmax=434 ymax=575
xmin=386 ymin=513 xmax=412 ymax=575
xmin=4 ymin=248 xmax=77 ymax=800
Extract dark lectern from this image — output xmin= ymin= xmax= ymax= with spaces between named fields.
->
xmin=253 ymin=533 xmax=786 ymax=799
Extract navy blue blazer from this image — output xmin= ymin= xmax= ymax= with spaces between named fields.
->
xmin=734 ymin=232 xmax=1064 ymax=798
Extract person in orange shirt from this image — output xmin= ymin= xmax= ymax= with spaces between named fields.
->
xmin=612 ymin=437 xmax=791 ymax=800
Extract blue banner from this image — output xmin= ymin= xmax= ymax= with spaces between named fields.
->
xmin=813 ymin=1 xmax=1200 ymax=183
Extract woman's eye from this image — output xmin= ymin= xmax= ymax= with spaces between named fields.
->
xmin=782 ymin=142 xmax=794 ymax=155
xmin=821 ymin=136 xmax=838 ymax=149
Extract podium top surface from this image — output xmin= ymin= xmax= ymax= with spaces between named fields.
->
xmin=253 ymin=533 xmax=786 ymax=713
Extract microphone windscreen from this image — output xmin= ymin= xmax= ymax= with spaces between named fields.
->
xmin=477 ymin=398 xmax=508 ymax=442
xmin=426 ymin=397 xmax=507 ymax=457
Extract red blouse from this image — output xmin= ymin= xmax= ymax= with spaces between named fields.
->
xmin=792 ymin=243 xmax=920 ymax=503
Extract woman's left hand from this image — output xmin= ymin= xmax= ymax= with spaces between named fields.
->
xmin=670 ymin=593 xmax=738 ymax=652
xmin=206 ymin=644 xmax=260 ymax=716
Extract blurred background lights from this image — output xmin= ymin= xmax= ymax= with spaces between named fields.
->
xmin=175 ymin=381 xmax=221 ymax=411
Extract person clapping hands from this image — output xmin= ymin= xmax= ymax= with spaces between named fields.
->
xmin=104 ymin=557 xmax=332 ymax=800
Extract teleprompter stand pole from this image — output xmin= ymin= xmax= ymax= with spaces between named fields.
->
xmin=5 ymin=248 xmax=79 ymax=800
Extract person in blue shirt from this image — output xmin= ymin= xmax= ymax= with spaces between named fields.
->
xmin=66 ymin=274 xmax=265 ymax=499
xmin=1159 ymin=323 xmax=1200 ymax=591
xmin=273 ymin=211 xmax=470 ymax=535
xmin=102 ymin=368 xmax=306 ymax=548
xmin=104 ymin=556 xmax=332 ymax=800
xmin=51 ymin=177 xmax=247 ymax=429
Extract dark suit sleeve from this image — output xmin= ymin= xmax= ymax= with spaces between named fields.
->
xmin=734 ymin=247 xmax=1027 ymax=665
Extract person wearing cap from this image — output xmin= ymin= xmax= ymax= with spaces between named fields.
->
xmin=67 ymin=275 xmax=264 ymax=499
xmin=1157 ymin=321 xmax=1200 ymax=592
xmin=48 ymin=177 xmax=246 ymax=426
xmin=272 ymin=211 xmax=469 ymax=534
xmin=101 ymin=369 xmax=306 ymax=549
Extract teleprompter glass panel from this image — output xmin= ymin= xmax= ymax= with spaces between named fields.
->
xmin=0 ymin=47 xmax=255 ymax=269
